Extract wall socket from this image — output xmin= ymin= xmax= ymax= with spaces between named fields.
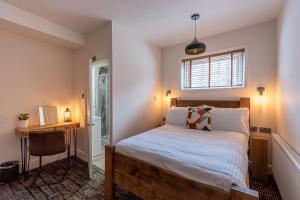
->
xmin=250 ymin=126 xmax=271 ymax=134
xmin=250 ymin=126 xmax=258 ymax=132
xmin=259 ymin=127 xmax=272 ymax=134
xmin=250 ymin=126 xmax=272 ymax=134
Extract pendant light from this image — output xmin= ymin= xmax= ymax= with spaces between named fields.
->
xmin=185 ymin=13 xmax=206 ymax=55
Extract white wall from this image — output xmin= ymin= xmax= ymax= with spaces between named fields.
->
xmin=74 ymin=22 xmax=112 ymax=160
xmin=276 ymin=1 xmax=300 ymax=198
xmin=111 ymin=22 xmax=162 ymax=144
xmin=0 ymin=29 xmax=76 ymax=165
xmin=277 ymin=0 xmax=300 ymax=155
xmin=162 ymin=21 xmax=277 ymax=133
xmin=74 ymin=21 xmax=162 ymax=155
xmin=0 ymin=21 xmax=112 ymax=166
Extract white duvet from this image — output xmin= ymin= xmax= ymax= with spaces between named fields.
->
xmin=115 ymin=125 xmax=249 ymax=192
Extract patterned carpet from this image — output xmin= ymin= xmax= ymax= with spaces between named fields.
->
xmin=250 ymin=175 xmax=282 ymax=200
xmin=0 ymin=158 xmax=281 ymax=200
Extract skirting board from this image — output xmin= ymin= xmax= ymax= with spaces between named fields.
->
xmin=24 ymin=148 xmax=87 ymax=172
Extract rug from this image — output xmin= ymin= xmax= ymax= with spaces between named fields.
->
xmin=0 ymin=158 xmax=282 ymax=200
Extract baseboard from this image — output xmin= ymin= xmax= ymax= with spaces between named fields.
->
xmin=76 ymin=149 xmax=88 ymax=162
xmin=24 ymin=148 xmax=88 ymax=172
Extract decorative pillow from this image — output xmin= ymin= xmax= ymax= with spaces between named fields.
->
xmin=186 ymin=107 xmax=212 ymax=131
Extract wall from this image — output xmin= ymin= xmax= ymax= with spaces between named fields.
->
xmin=74 ymin=22 xmax=112 ymax=160
xmin=111 ymin=22 xmax=162 ymax=144
xmin=277 ymin=0 xmax=300 ymax=155
xmin=275 ymin=1 xmax=300 ymax=198
xmin=0 ymin=29 xmax=76 ymax=166
xmin=0 ymin=21 xmax=113 ymax=167
xmin=162 ymin=21 xmax=277 ymax=133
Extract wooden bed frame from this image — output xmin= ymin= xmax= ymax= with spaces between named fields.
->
xmin=105 ymin=97 xmax=258 ymax=200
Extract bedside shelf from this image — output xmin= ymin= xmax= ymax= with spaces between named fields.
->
xmin=250 ymin=135 xmax=268 ymax=180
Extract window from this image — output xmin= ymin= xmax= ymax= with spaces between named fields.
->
xmin=181 ymin=49 xmax=245 ymax=89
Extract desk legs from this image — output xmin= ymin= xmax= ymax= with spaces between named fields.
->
xmin=73 ymin=128 xmax=78 ymax=160
xmin=19 ymin=128 xmax=78 ymax=176
xmin=65 ymin=130 xmax=71 ymax=166
xmin=20 ymin=138 xmax=23 ymax=174
xmin=18 ymin=127 xmax=78 ymax=178
xmin=20 ymin=137 xmax=28 ymax=179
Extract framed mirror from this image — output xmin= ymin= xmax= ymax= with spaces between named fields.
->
xmin=38 ymin=106 xmax=58 ymax=125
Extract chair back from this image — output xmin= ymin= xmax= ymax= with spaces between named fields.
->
xmin=28 ymin=130 xmax=66 ymax=156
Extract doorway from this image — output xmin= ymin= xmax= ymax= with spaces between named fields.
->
xmin=89 ymin=59 xmax=110 ymax=172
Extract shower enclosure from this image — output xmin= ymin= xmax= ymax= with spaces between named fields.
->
xmin=94 ymin=65 xmax=110 ymax=144
xmin=91 ymin=60 xmax=110 ymax=168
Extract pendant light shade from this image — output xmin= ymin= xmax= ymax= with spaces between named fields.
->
xmin=185 ymin=39 xmax=206 ymax=55
xmin=185 ymin=14 xmax=206 ymax=55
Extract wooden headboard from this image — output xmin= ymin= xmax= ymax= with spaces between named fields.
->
xmin=170 ymin=97 xmax=250 ymax=110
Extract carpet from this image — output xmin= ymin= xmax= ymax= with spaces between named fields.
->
xmin=0 ymin=158 xmax=281 ymax=200
xmin=250 ymin=175 xmax=282 ymax=200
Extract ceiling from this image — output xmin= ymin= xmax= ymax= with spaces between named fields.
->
xmin=3 ymin=0 xmax=285 ymax=47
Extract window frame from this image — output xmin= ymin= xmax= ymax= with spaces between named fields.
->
xmin=180 ymin=48 xmax=246 ymax=90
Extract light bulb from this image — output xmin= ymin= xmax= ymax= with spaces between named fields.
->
xmin=259 ymin=95 xmax=263 ymax=104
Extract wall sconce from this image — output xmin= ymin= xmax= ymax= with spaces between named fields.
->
xmin=164 ymin=90 xmax=172 ymax=120
xmin=257 ymin=86 xmax=265 ymax=103
xmin=64 ymin=107 xmax=72 ymax=122
xmin=166 ymin=90 xmax=171 ymax=97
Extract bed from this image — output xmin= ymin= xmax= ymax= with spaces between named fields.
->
xmin=105 ymin=97 xmax=258 ymax=200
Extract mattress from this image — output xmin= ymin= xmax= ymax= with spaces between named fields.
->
xmin=115 ymin=125 xmax=249 ymax=192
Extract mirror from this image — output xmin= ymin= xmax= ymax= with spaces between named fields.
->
xmin=38 ymin=106 xmax=58 ymax=125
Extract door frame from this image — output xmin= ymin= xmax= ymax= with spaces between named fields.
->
xmin=88 ymin=58 xmax=112 ymax=178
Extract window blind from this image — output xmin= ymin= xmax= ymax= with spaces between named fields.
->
xmin=182 ymin=49 xmax=245 ymax=89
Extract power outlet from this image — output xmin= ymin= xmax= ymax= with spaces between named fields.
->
xmin=250 ymin=126 xmax=258 ymax=132
xmin=259 ymin=127 xmax=272 ymax=134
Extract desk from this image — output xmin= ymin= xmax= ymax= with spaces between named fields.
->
xmin=16 ymin=122 xmax=80 ymax=176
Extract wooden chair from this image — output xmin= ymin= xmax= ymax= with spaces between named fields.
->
xmin=28 ymin=130 xmax=69 ymax=186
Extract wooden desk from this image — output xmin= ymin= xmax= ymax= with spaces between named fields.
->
xmin=16 ymin=122 xmax=80 ymax=176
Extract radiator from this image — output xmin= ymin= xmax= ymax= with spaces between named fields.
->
xmin=272 ymin=134 xmax=300 ymax=200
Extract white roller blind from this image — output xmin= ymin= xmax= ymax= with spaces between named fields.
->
xmin=182 ymin=49 xmax=245 ymax=89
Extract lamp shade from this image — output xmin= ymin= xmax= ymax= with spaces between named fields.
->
xmin=185 ymin=13 xmax=206 ymax=55
xmin=185 ymin=39 xmax=206 ymax=55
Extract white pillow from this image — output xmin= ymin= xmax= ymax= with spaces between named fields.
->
xmin=203 ymin=105 xmax=250 ymax=136
xmin=166 ymin=107 xmax=188 ymax=126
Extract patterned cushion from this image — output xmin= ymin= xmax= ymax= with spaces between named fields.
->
xmin=186 ymin=107 xmax=212 ymax=131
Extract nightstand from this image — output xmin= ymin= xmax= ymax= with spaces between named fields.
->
xmin=250 ymin=135 xmax=268 ymax=180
